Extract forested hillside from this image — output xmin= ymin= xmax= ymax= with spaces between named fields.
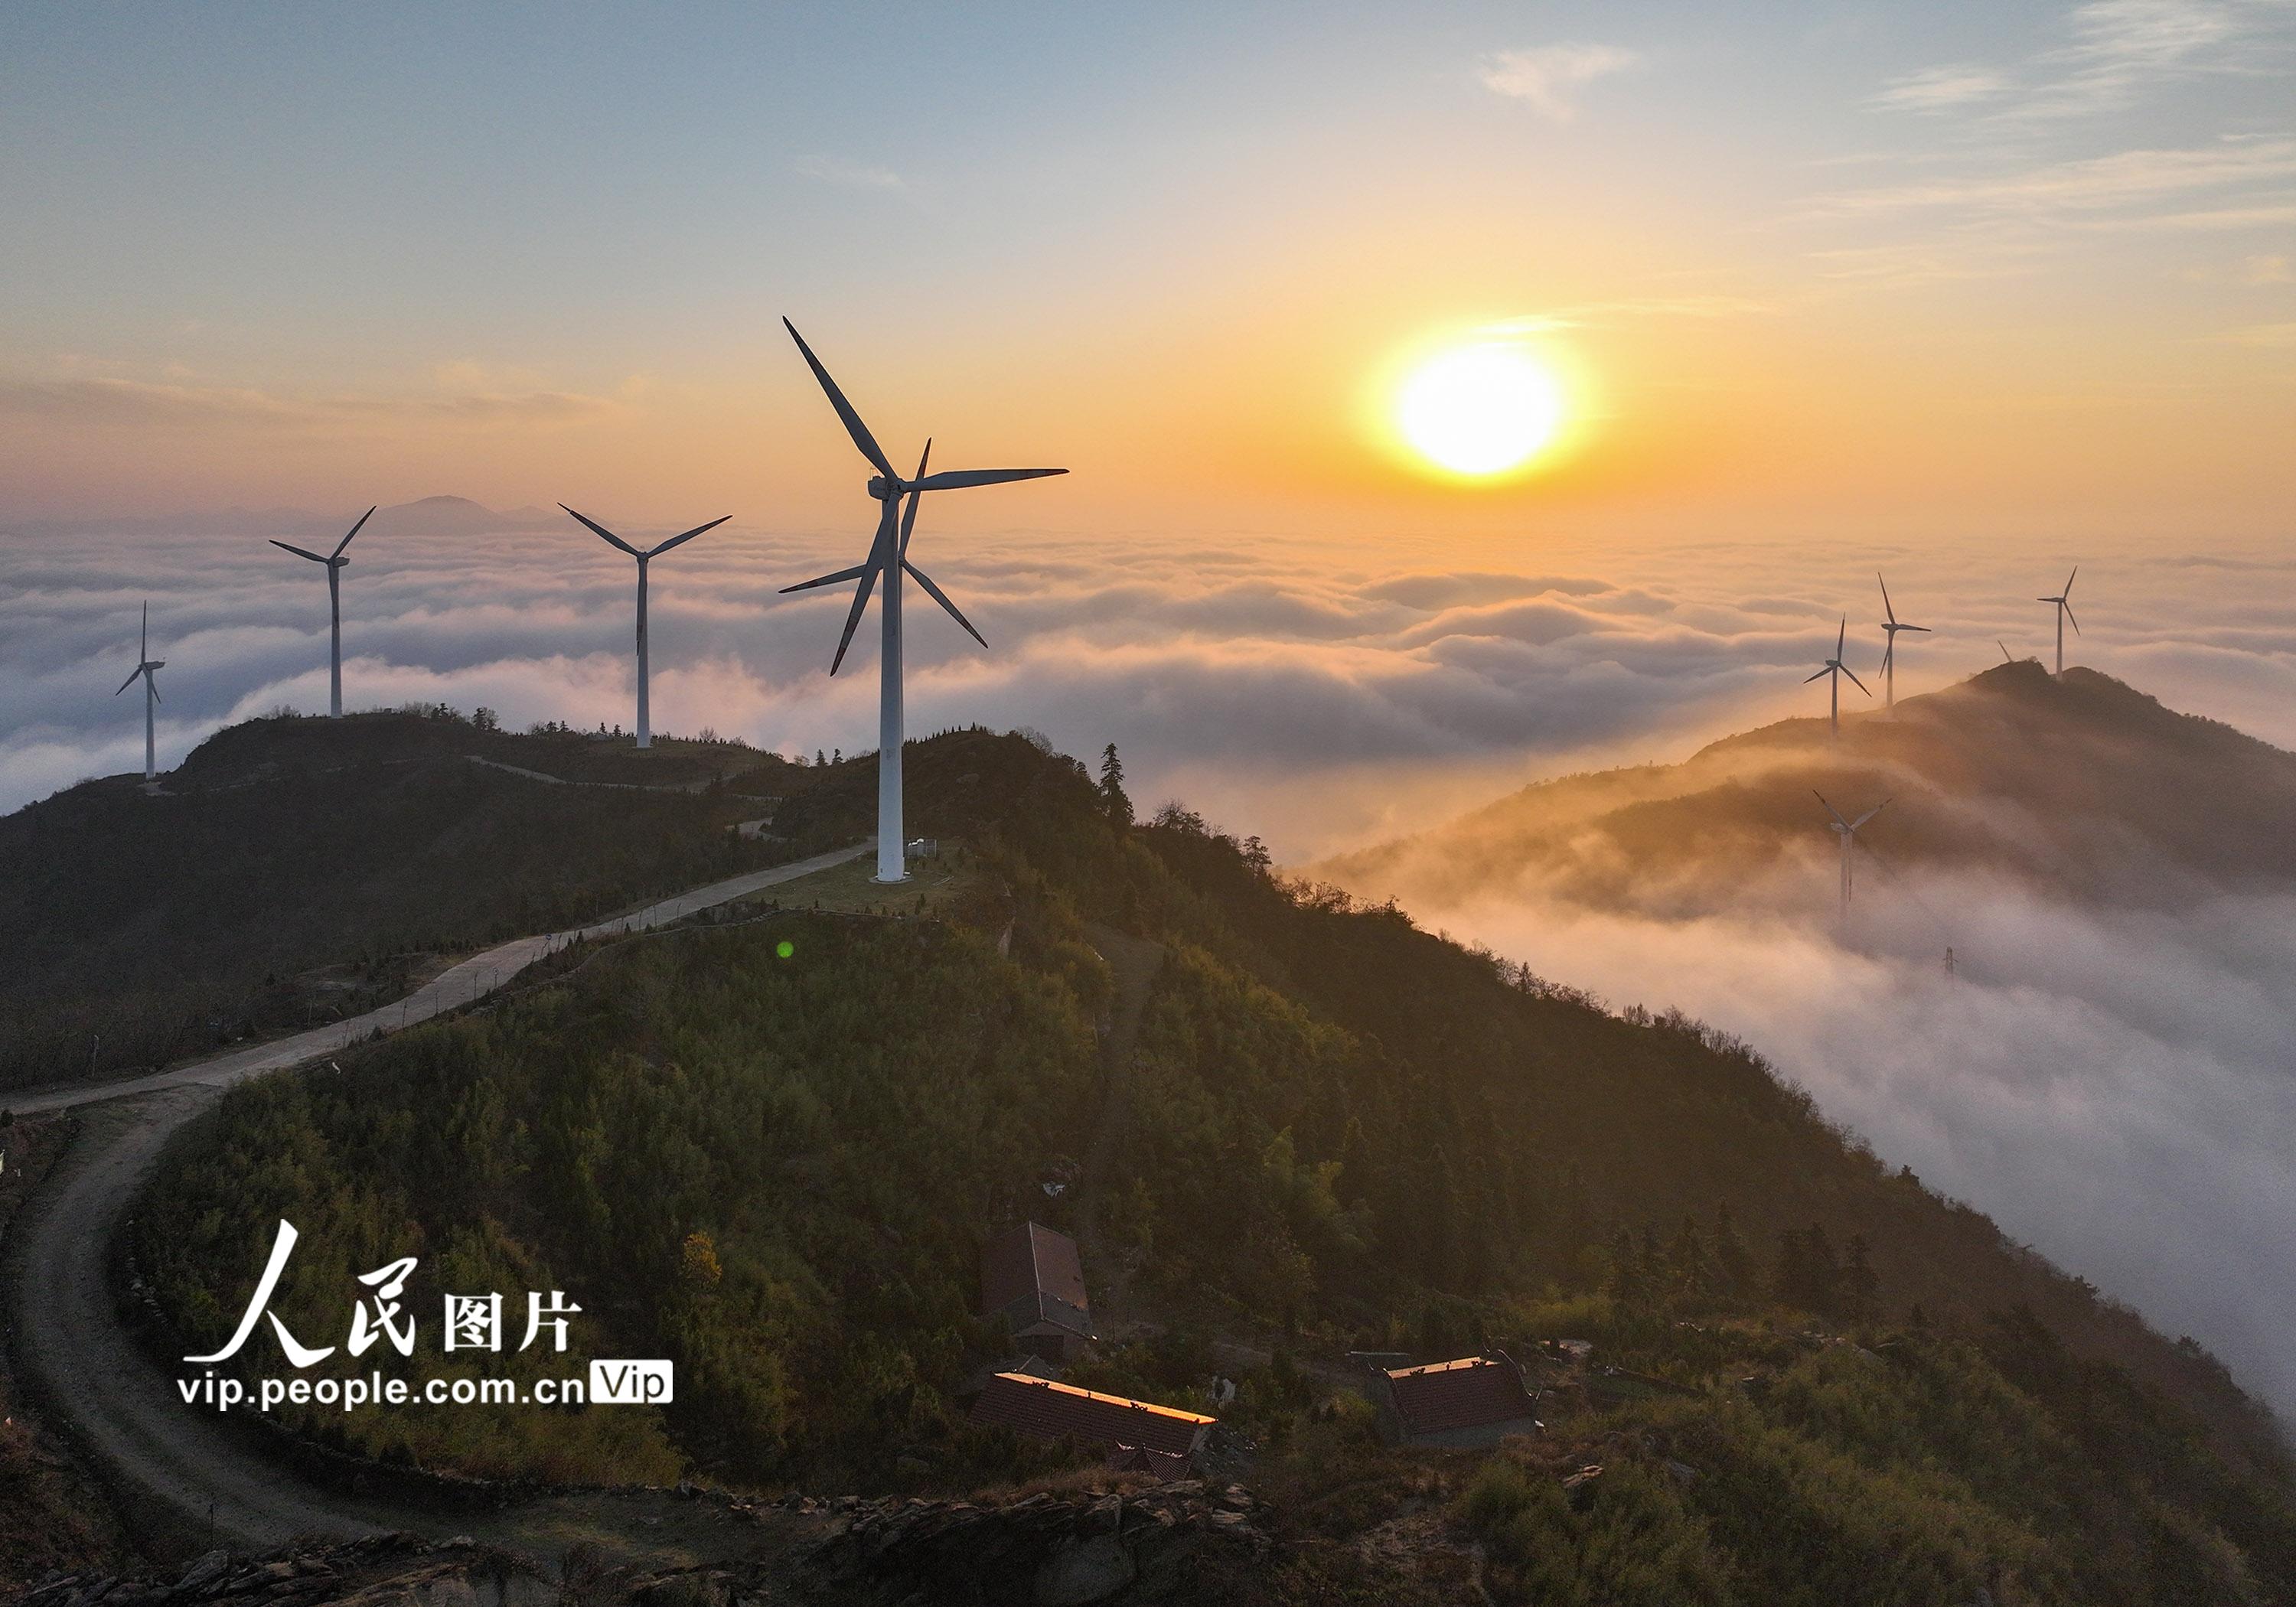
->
xmin=0 ymin=708 xmax=804 ymax=1090
xmin=133 ymin=724 xmax=2296 ymax=1602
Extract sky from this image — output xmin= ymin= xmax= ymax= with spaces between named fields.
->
xmin=2 ymin=1 xmax=2291 ymax=535
xmin=5 ymin=0 xmax=2296 ymax=1413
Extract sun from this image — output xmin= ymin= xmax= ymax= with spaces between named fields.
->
xmin=1395 ymin=343 xmax=1567 ymax=478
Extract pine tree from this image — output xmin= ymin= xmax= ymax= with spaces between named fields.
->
xmin=1097 ymin=743 xmax=1133 ymax=827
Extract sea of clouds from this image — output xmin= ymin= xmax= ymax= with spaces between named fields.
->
xmin=5 ymin=508 xmax=2294 ymax=1415
xmin=5 ymin=510 xmax=2291 ymax=856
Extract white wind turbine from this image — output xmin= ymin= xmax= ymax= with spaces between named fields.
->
xmin=1805 ymin=617 xmax=1870 ymax=736
xmin=1815 ymin=790 xmax=1888 ymax=927
xmin=270 ymin=507 xmax=374 ymax=717
xmin=113 ymin=601 xmax=166 ymax=782
xmin=2038 ymin=566 xmax=2079 ymax=675
xmin=559 ymin=506 xmax=731 ymax=749
xmin=1876 ymin=573 xmax=1929 ymax=712
xmin=778 ymin=318 xmax=1066 ymax=883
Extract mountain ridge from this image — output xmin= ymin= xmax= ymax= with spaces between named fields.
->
xmin=1314 ymin=662 xmax=2296 ymax=917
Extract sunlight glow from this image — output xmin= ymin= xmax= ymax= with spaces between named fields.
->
xmin=1396 ymin=344 xmax=1567 ymax=477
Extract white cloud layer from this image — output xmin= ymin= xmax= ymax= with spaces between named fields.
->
xmin=1479 ymin=44 xmax=1640 ymax=122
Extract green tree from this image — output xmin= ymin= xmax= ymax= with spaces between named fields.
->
xmin=1097 ymin=743 xmax=1133 ymax=828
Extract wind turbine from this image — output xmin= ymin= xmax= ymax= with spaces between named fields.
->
xmin=1876 ymin=574 xmax=1929 ymax=712
xmin=114 ymin=601 xmax=165 ymax=782
xmin=2038 ymin=566 xmax=2079 ymax=675
xmin=270 ymin=507 xmax=374 ymax=717
xmin=559 ymin=506 xmax=731 ymax=748
xmin=1815 ymin=790 xmax=1888 ymax=927
xmin=778 ymin=318 xmax=1066 ymax=883
xmin=1805 ymin=617 xmax=1869 ymax=736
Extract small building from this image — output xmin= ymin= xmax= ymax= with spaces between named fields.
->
xmin=980 ymin=1221 xmax=1099 ymax=1361
xmin=969 ymin=1373 xmax=1215 ymax=1472
xmin=1372 ymin=1351 xmax=1542 ymax=1449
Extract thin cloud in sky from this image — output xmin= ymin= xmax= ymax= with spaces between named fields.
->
xmin=790 ymin=153 xmax=905 ymax=190
xmin=1810 ymin=137 xmax=2296 ymax=219
xmin=2216 ymin=319 xmax=2296 ymax=344
xmin=1482 ymin=295 xmax=1776 ymax=338
xmin=1873 ymin=0 xmax=2292 ymax=125
xmin=1870 ymin=65 xmax=2013 ymax=114
xmin=1478 ymin=44 xmax=1639 ymax=122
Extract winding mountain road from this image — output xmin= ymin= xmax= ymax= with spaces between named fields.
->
xmin=2 ymin=843 xmax=866 ymax=1553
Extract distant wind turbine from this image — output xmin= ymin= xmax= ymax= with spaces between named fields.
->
xmin=559 ymin=506 xmax=731 ymax=748
xmin=1805 ymin=617 xmax=1869 ymax=736
xmin=114 ymin=601 xmax=166 ymax=782
xmin=778 ymin=318 xmax=1066 ymax=883
xmin=2037 ymin=566 xmax=2079 ymax=675
xmin=1876 ymin=574 xmax=1929 ymax=712
xmin=1815 ymin=790 xmax=1888 ymax=927
xmin=270 ymin=507 xmax=374 ymax=717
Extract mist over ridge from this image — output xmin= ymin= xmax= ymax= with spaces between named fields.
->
xmin=1314 ymin=663 xmax=2296 ymax=1422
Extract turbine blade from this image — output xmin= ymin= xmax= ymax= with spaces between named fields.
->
xmin=780 ymin=563 xmax=871 ymax=594
xmin=1904 ymin=624 xmax=1931 ymax=633
xmin=270 ymin=540 xmax=328 ymax=562
xmin=141 ymin=601 xmax=148 ymax=658
xmin=646 ymin=514 xmax=732 ymax=558
xmin=904 ymin=559 xmax=987 ymax=650
xmin=116 ymin=668 xmax=141 ymax=696
xmin=1852 ymin=800 xmax=1889 ymax=828
xmin=908 ymin=467 xmax=1068 ymax=492
xmin=560 ymin=504 xmax=642 ymax=557
xmin=899 ymin=440 xmax=931 ymax=560
xmin=1841 ymin=664 xmax=1871 ymax=696
xmin=828 ymin=564 xmax=880 ymax=676
xmin=1804 ymin=667 xmax=1831 ymax=684
xmin=1999 ymin=640 xmax=2014 ymax=663
xmin=1813 ymin=790 xmax=1851 ymax=830
xmin=1877 ymin=572 xmax=1896 ymax=624
xmin=782 ymin=318 xmax=894 ymax=479
xmin=2063 ymin=602 xmax=2081 ymax=635
xmin=1835 ymin=616 xmax=1846 ymax=657
xmin=1880 ymin=637 xmax=1893 ymax=674
xmin=2063 ymin=565 xmax=2078 ymax=597
xmin=332 ymin=505 xmax=377 ymax=558
xmin=148 ymin=673 xmax=161 ymax=706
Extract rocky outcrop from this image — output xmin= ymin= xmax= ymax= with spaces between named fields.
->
xmin=797 ymin=1479 xmax=1272 ymax=1605
xmin=14 ymin=1534 xmax=552 ymax=1607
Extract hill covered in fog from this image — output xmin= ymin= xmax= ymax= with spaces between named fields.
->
xmin=1315 ymin=662 xmax=2296 ymax=921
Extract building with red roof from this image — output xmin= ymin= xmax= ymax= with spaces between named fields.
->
xmin=979 ymin=1221 xmax=1099 ymax=1361
xmin=969 ymin=1373 xmax=1216 ymax=1472
xmin=1372 ymin=1351 xmax=1542 ymax=1448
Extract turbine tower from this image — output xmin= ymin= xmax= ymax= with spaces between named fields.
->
xmin=1815 ymin=790 xmax=1888 ymax=927
xmin=1804 ymin=617 xmax=1870 ymax=736
xmin=778 ymin=318 xmax=1066 ymax=883
xmin=559 ymin=506 xmax=731 ymax=748
xmin=1876 ymin=573 xmax=1929 ymax=712
xmin=270 ymin=507 xmax=374 ymax=717
xmin=2037 ymin=566 xmax=2079 ymax=675
xmin=113 ymin=601 xmax=166 ymax=782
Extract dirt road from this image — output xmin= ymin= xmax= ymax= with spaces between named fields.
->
xmin=2 ymin=843 xmax=866 ymax=1556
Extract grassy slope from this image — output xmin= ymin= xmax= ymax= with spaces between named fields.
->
xmin=0 ymin=710 xmax=813 ymax=1091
